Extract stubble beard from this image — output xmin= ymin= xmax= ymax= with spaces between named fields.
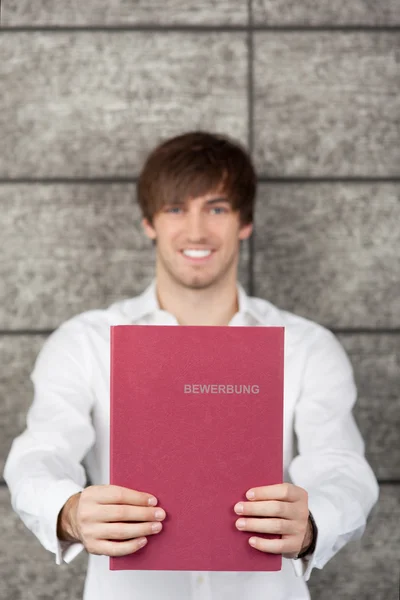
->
xmin=158 ymin=246 xmax=238 ymax=291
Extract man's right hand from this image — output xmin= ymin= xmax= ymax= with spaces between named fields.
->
xmin=57 ymin=485 xmax=166 ymax=556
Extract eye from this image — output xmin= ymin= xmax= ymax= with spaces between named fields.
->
xmin=164 ymin=206 xmax=182 ymax=214
xmin=210 ymin=207 xmax=228 ymax=214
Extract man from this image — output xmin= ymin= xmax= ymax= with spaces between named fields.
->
xmin=4 ymin=131 xmax=379 ymax=599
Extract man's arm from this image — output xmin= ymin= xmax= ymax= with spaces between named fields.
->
xmin=289 ymin=325 xmax=379 ymax=580
xmin=3 ymin=318 xmax=95 ymax=565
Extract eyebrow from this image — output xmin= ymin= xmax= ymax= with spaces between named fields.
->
xmin=165 ymin=196 xmax=230 ymax=207
xmin=205 ymin=197 xmax=230 ymax=205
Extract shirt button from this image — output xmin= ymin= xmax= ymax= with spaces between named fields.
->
xmin=197 ymin=575 xmax=204 ymax=584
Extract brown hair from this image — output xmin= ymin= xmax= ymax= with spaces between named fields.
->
xmin=137 ymin=131 xmax=256 ymax=228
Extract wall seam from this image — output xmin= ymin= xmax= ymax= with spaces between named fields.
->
xmin=1 ymin=25 xmax=400 ymax=32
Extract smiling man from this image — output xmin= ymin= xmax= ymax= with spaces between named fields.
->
xmin=4 ymin=131 xmax=379 ymax=600
xmin=139 ymin=133 xmax=254 ymax=327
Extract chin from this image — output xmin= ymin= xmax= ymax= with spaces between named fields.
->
xmin=181 ymin=272 xmax=225 ymax=290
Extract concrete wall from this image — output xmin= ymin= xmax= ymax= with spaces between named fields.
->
xmin=1 ymin=2 xmax=399 ymax=598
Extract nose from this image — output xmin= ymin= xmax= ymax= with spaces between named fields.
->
xmin=185 ymin=209 xmax=208 ymax=241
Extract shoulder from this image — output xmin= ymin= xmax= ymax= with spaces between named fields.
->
xmin=59 ymin=295 xmax=138 ymax=333
xmin=248 ymin=295 xmax=333 ymax=350
xmin=248 ymin=295 xmax=353 ymax=375
xmin=36 ymin=296 xmax=137 ymax=358
xmin=250 ymin=296 xmax=355 ymax=392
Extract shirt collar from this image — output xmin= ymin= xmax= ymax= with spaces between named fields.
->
xmin=123 ymin=277 xmax=264 ymax=325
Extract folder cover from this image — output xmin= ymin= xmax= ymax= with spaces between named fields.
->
xmin=110 ymin=325 xmax=284 ymax=571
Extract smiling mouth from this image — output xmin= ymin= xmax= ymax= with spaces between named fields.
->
xmin=180 ymin=250 xmax=215 ymax=263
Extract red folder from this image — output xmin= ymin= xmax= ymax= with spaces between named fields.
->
xmin=110 ymin=325 xmax=284 ymax=571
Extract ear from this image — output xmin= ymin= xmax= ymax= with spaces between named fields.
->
xmin=238 ymin=222 xmax=253 ymax=241
xmin=142 ymin=217 xmax=157 ymax=240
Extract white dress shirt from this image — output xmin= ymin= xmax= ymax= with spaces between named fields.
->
xmin=3 ymin=278 xmax=379 ymax=600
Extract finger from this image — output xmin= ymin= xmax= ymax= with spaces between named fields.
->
xmin=235 ymin=500 xmax=291 ymax=519
xmin=235 ymin=517 xmax=296 ymax=535
xmin=98 ymin=504 xmax=166 ymax=523
xmin=247 ymin=535 xmax=298 ymax=555
xmin=90 ymin=485 xmax=157 ymax=506
xmin=89 ymin=537 xmax=148 ymax=557
xmin=98 ymin=521 xmax=163 ymax=541
xmin=245 ymin=483 xmax=305 ymax=503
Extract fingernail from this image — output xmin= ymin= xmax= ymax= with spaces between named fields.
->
xmin=152 ymin=522 xmax=162 ymax=532
xmin=148 ymin=497 xmax=157 ymax=506
xmin=155 ymin=509 xmax=165 ymax=520
xmin=236 ymin=519 xmax=246 ymax=528
xmin=235 ymin=503 xmax=244 ymax=514
xmin=137 ymin=538 xmax=147 ymax=547
xmin=246 ymin=490 xmax=255 ymax=499
xmin=249 ymin=537 xmax=257 ymax=546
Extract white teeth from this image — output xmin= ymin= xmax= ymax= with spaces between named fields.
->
xmin=183 ymin=249 xmax=212 ymax=258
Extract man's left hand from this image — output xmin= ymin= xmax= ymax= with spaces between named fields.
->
xmin=234 ymin=483 xmax=312 ymax=559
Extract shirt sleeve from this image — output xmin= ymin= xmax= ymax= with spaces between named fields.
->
xmin=3 ymin=317 xmax=96 ymax=565
xmin=288 ymin=325 xmax=379 ymax=581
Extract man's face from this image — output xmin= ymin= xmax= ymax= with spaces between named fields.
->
xmin=141 ymin=191 xmax=253 ymax=290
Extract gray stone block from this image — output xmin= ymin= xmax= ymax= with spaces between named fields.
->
xmin=337 ymin=334 xmax=400 ymax=482
xmin=0 ymin=184 xmax=251 ymax=329
xmin=308 ymin=484 xmax=400 ymax=600
xmin=0 ymin=485 xmax=398 ymax=599
xmin=0 ymin=32 xmax=248 ymax=177
xmin=1 ymin=333 xmax=398 ymax=481
xmin=253 ymin=33 xmax=400 ymax=176
xmin=2 ymin=0 xmax=248 ymax=26
xmin=1 ymin=184 xmax=154 ymax=327
xmin=253 ymin=0 xmax=400 ymax=26
xmin=253 ymin=183 xmax=400 ymax=328
xmin=0 ymin=486 xmax=87 ymax=600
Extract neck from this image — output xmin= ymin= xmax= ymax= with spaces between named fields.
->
xmin=155 ymin=272 xmax=240 ymax=326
